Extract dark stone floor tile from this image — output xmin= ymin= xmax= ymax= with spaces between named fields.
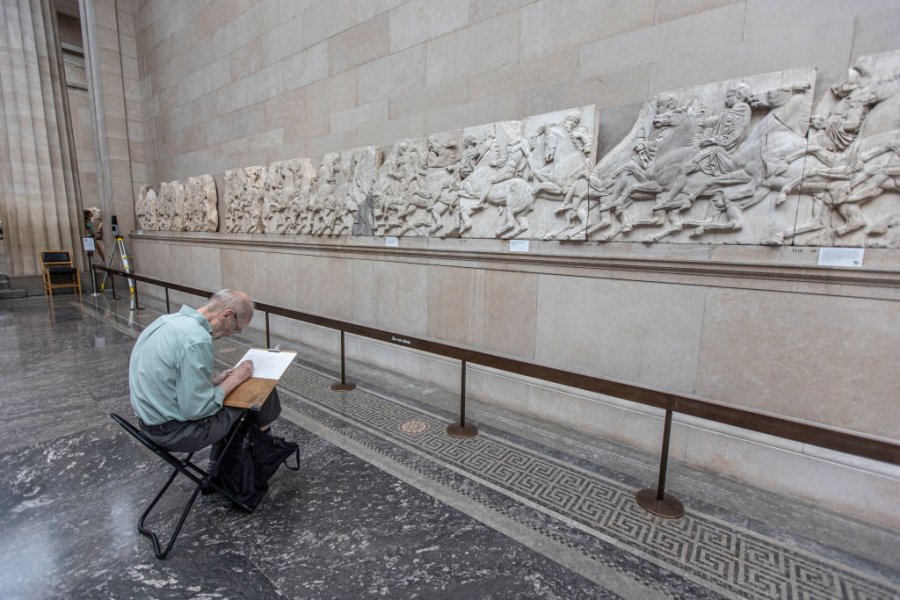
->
xmin=0 ymin=472 xmax=282 ymax=600
xmin=0 ymin=392 xmax=101 ymax=454
xmin=0 ymin=421 xmax=158 ymax=513
xmin=206 ymin=422 xmax=613 ymax=599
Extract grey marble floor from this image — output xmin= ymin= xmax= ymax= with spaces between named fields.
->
xmin=1 ymin=294 xmax=898 ymax=599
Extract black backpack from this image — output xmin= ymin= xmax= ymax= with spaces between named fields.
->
xmin=210 ymin=423 xmax=299 ymax=510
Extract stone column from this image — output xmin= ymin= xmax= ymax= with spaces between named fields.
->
xmin=78 ymin=0 xmax=145 ymax=239
xmin=0 ymin=0 xmax=83 ymax=276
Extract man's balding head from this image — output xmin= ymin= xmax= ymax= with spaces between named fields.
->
xmin=199 ymin=289 xmax=254 ymax=339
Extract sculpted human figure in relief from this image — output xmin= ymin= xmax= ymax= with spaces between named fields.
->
xmin=135 ymin=185 xmax=159 ymax=231
xmin=587 ymin=71 xmax=814 ymax=244
xmin=184 ymin=175 xmax=218 ymax=232
xmin=457 ymin=109 xmax=596 ymax=240
xmin=327 ymin=153 xmax=357 ymax=236
xmin=336 ymin=147 xmax=379 ymax=236
xmin=763 ymin=52 xmax=900 ymax=247
xmin=223 ymin=169 xmax=242 ymax=233
xmin=422 ymin=132 xmax=462 ymax=236
xmin=243 ymin=167 xmax=266 ymax=233
xmin=263 ymin=161 xmax=289 ymax=234
xmin=285 ymin=158 xmax=317 ymax=235
xmin=200 ymin=175 xmax=219 ymax=232
xmin=307 ymin=153 xmax=339 ymax=235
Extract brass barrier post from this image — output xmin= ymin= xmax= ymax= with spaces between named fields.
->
xmin=331 ymin=330 xmax=356 ymax=391
xmin=447 ymin=360 xmax=478 ymax=438
xmin=110 ymin=269 xmax=117 ymax=300
xmin=636 ymin=404 xmax=684 ymax=518
xmin=265 ymin=311 xmax=271 ymax=348
xmin=165 ymin=287 xmax=170 ymax=313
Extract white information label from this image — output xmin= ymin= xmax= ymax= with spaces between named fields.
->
xmin=136 ymin=230 xmax=144 ymax=235
xmin=509 ymin=239 xmax=529 ymax=252
xmin=82 ymin=237 xmax=96 ymax=252
xmin=385 ymin=236 xmax=399 ymax=247
xmin=817 ymin=247 xmax=864 ymax=267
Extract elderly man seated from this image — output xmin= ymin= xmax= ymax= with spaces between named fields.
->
xmin=129 ymin=289 xmax=280 ymax=469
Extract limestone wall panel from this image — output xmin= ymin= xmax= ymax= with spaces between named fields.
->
xmin=534 ymin=274 xmax=708 ymax=394
xmin=695 ymin=288 xmax=900 ymax=439
xmin=327 ymin=13 xmax=391 ymax=74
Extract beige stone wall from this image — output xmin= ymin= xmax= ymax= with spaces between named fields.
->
xmin=62 ymin=40 xmax=101 ymax=218
xmin=133 ymin=0 xmax=900 ymax=180
xmin=0 ymin=0 xmax=83 ymax=275
xmin=81 ymin=0 xmax=147 ymax=235
xmin=125 ymin=1 xmax=900 ymax=525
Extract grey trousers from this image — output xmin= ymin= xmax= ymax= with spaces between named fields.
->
xmin=139 ymin=388 xmax=282 ymax=454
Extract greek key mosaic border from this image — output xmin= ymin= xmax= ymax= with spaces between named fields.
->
xmin=83 ymin=302 xmax=899 ymax=600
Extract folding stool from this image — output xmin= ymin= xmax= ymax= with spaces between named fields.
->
xmin=110 ymin=412 xmax=251 ymax=559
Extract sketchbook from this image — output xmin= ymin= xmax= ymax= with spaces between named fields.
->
xmin=223 ymin=348 xmax=297 ymax=410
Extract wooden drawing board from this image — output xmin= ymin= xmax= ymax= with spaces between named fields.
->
xmin=223 ymin=349 xmax=297 ymax=410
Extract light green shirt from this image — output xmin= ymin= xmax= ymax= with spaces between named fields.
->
xmin=129 ymin=305 xmax=225 ymax=425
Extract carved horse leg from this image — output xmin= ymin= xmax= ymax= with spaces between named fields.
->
xmin=834 ymin=203 xmax=867 ymax=236
xmin=776 ymin=174 xmax=805 ymax=206
xmin=586 ymin=210 xmax=613 ymax=236
xmin=643 ymin=209 xmax=684 ymax=243
xmin=492 ymin=204 xmax=516 ymax=237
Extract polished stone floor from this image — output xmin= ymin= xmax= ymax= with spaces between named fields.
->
xmin=1 ymin=294 xmax=899 ymax=599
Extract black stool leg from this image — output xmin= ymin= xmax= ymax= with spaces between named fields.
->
xmin=138 ymin=452 xmax=199 ymax=559
xmin=111 ymin=412 xmax=255 ymax=559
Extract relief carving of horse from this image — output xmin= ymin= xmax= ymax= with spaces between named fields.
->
xmin=588 ymin=100 xmax=704 ymax=241
xmin=529 ymin=124 xmax=592 ymax=240
xmin=457 ymin=141 xmax=536 ymax=239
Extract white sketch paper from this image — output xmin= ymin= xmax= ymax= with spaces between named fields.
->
xmin=234 ymin=348 xmax=297 ymax=380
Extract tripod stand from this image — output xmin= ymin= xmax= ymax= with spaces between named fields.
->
xmin=99 ymin=216 xmax=138 ymax=310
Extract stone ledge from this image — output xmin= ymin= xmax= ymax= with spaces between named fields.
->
xmin=129 ymin=230 xmax=900 ymax=300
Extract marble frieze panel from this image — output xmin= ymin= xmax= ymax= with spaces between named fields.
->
xmin=156 ymin=180 xmax=186 ymax=231
xmin=185 ymin=174 xmax=218 ymax=232
xmin=308 ymin=147 xmax=381 ymax=236
xmin=587 ymin=69 xmax=816 ymax=245
xmin=457 ymin=106 xmax=598 ymax=240
xmin=135 ymin=185 xmax=158 ymax=231
xmin=224 ymin=166 xmax=267 ymax=233
xmin=370 ymin=131 xmax=463 ymax=238
xmin=263 ymin=161 xmax=288 ymax=233
xmin=372 ymin=138 xmax=429 ymax=236
xmin=765 ymin=51 xmax=900 ymax=248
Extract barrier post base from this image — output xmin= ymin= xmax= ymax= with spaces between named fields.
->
xmin=446 ymin=423 xmax=478 ymax=438
xmin=331 ymin=383 xmax=356 ymax=392
xmin=635 ymin=489 xmax=685 ymax=518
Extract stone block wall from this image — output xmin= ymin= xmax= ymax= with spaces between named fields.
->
xmin=134 ymin=0 xmax=900 ymax=181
